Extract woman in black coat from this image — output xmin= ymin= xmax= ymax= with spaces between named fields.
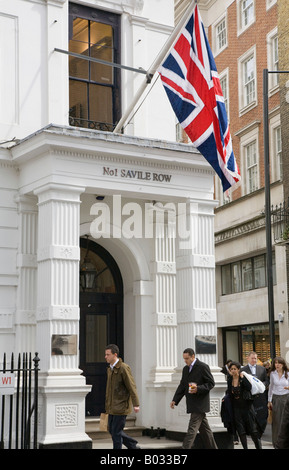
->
xmin=227 ymin=361 xmax=261 ymax=449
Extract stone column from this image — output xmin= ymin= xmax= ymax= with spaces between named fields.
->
xmin=176 ymin=199 xmax=217 ymax=366
xmin=175 ymin=198 xmax=226 ymax=433
xmin=15 ymin=195 xmax=38 ymax=355
xmin=150 ymin=205 xmax=177 ymax=382
xmin=34 ymin=183 xmax=91 ymax=449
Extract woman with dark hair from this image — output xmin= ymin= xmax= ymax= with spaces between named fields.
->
xmin=268 ymin=356 xmax=289 ymax=448
xmin=227 ymin=361 xmax=261 ymax=449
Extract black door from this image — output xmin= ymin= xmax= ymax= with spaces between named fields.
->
xmin=79 ymin=238 xmax=123 ymax=416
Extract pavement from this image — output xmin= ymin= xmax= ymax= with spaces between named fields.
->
xmin=92 ymin=425 xmax=274 ymax=450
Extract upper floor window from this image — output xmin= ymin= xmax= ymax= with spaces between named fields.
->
xmin=238 ymin=124 xmax=259 ymax=195
xmin=275 ymin=126 xmax=282 ymax=180
xmin=237 ymin=0 xmax=255 ymax=35
xmin=244 ymin=56 xmax=255 ymax=106
xmin=221 ymin=252 xmax=276 ymax=295
xmin=242 ymin=0 xmax=254 ymax=28
xmin=267 ymin=28 xmax=279 ymax=92
xmin=269 ymin=113 xmax=282 ymax=182
xmin=220 ymin=69 xmax=229 ymax=118
xmin=238 ymin=46 xmax=257 ymax=114
xmin=69 ymin=3 xmax=121 ymax=131
xmin=246 ymin=140 xmax=258 ymax=193
xmin=266 ymin=0 xmax=277 ymax=11
xmin=212 ymin=14 xmax=227 ymax=56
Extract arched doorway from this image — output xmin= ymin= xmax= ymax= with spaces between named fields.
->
xmin=79 ymin=237 xmax=123 ymax=416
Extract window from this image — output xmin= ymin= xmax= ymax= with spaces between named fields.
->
xmin=241 ymin=0 xmax=254 ymax=28
xmin=244 ymin=56 xmax=255 ymax=106
xmin=254 ymin=255 xmax=266 ymax=288
xmin=275 ymin=126 xmax=282 ymax=180
xmin=69 ymin=4 xmax=121 ymax=131
xmin=217 ymin=19 xmax=226 ymax=50
xmin=221 ymin=253 xmax=276 ymax=295
xmin=232 ymin=262 xmax=242 ymax=293
xmin=266 ymin=0 xmax=277 ymax=11
xmin=270 ymin=115 xmax=282 ymax=182
xmin=237 ymin=0 xmax=255 ymax=35
xmin=220 ymin=69 xmax=229 ymax=117
xmin=238 ymin=123 xmax=259 ymax=195
xmin=241 ymin=259 xmax=252 ymax=291
xmin=246 ymin=140 xmax=258 ymax=193
xmin=212 ymin=15 xmax=227 ymax=56
xmin=267 ymin=28 xmax=279 ymax=91
xmin=238 ymin=46 xmax=257 ymax=114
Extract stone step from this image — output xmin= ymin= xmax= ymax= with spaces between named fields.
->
xmin=85 ymin=416 xmax=146 ymax=441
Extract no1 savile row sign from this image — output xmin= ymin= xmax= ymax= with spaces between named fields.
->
xmin=0 ymin=373 xmax=15 ymax=395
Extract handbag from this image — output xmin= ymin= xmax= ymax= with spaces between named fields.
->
xmin=100 ymin=412 xmax=109 ymax=432
xmin=267 ymin=408 xmax=272 ymax=424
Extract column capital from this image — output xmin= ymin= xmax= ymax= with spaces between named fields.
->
xmin=34 ymin=183 xmax=85 ymax=204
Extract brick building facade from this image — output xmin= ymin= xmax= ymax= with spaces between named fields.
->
xmin=175 ymin=0 xmax=288 ymax=365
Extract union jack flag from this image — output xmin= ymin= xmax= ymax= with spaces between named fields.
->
xmin=158 ymin=5 xmax=241 ymax=191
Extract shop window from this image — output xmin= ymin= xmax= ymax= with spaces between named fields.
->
xmin=241 ymin=324 xmax=280 ymax=364
xmin=69 ymin=3 xmax=121 ymax=131
xmin=223 ymin=323 xmax=280 ymax=365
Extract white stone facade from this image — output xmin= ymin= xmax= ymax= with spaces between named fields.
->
xmin=0 ymin=0 xmax=226 ymax=447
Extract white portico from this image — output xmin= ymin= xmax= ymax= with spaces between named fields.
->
xmin=6 ymin=124 xmax=226 ymax=447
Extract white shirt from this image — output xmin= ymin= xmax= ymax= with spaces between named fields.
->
xmin=268 ymin=370 xmax=289 ymax=402
xmin=189 ymin=358 xmax=197 ymax=371
xmin=110 ymin=358 xmax=119 ymax=370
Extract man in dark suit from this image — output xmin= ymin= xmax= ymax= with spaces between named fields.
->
xmin=170 ymin=348 xmax=217 ymax=449
xmin=241 ymin=351 xmax=269 ymax=436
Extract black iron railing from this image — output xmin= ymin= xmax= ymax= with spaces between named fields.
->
xmin=69 ymin=115 xmax=116 ymax=132
xmin=0 ymin=352 xmax=39 ymax=449
xmin=271 ymin=198 xmax=289 ymax=243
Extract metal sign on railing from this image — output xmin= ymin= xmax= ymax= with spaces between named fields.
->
xmin=0 ymin=352 xmax=39 ymax=449
xmin=0 ymin=373 xmax=15 ymax=395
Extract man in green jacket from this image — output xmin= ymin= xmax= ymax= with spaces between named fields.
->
xmin=105 ymin=344 xmax=140 ymax=449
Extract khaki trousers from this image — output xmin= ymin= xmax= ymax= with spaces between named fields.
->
xmin=182 ymin=412 xmax=218 ymax=449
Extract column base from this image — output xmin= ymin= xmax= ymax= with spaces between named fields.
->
xmin=39 ymin=440 xmax=92 ymax=449
xmin=37 ymin=372 xmax=92 ymax=450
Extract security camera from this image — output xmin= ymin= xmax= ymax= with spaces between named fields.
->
xmin=278 ymin=313 xmax=284 ymax=323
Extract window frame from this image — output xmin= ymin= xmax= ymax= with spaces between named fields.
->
xmin=212 ymin=14 xmax=228 ymax=56
xmin=269 ymin=113 xmax=282 ymax=182
xmin=239 ymin=124 xmax=260 ymax=196
xmin=221 ymin=252 xmax=275 ymax=296
xmin=267 ymin=27 xmax=279 ymax=94
xmin=238 ymin=46 xmax=257 ymax=115
xmin=68 ymin=3 xmax=121 ymax=131
xmin=237 ymin=0 xmax=255 ymax=36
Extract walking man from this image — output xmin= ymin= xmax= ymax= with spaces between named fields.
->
xmin=105 ymin=344 xmax=140 ymax=449
xmin=170 ymin=348 xmax=217 ymax=449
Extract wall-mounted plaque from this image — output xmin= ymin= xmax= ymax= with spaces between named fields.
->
xmin=51 ymin=334 xmax=77 ymax=355
xmin=195 ymin=335 xmax=216 ymax=354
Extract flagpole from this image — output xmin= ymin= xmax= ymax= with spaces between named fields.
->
xmin=113 ymin=0 xmax=197 ymax=133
